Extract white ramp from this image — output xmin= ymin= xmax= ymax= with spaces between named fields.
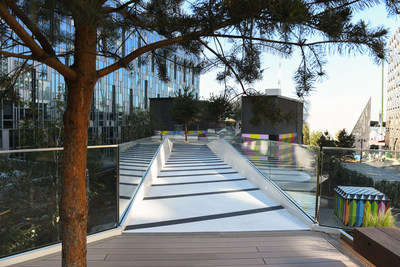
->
xmin=124 ymin=141 xmax=309 ymax=232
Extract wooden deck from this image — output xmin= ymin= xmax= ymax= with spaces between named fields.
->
xmin=12 ymin=231 xmax=370 ymax=266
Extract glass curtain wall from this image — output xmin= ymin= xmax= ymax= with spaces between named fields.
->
xmin=0 ymin=0 xmax=200 ymax=149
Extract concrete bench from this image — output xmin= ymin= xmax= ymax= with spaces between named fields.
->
xmin=354 ymin=226 xmax=400 ymax=267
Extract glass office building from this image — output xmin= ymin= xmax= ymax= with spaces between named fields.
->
xmin=0 ymin=6 xmax=200 ymax=149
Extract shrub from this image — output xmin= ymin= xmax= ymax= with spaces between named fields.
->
xmin=363 ymin=206 xmax=396 ymax=227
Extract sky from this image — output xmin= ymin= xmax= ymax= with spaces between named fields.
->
xmin=199 ymin=4 xmax=399 ymax=135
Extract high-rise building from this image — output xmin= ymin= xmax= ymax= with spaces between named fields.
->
xmin=386 ymin=27 xmax=400 ymax=150
xmin=0 ymin=3 xmax=200 ymax=149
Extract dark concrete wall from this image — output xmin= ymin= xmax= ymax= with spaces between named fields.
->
xmin=241 ymin=96 xmax=303 ymax=143
xmin=150 ymin=98 xmax=212 ymax=131
xmin=150 ymin=98 xmax=175 ymax=131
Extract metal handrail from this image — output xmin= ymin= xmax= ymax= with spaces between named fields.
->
xmin=321 ymin=146 xmax=397 ymax=153
xmin=233 ymin=135 xmax=320 ymax=150
xmin=0 ymin=144 xmax=119 ymax=154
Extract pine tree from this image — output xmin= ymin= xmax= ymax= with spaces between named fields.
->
xmin=0 ymin=0 xmax=397 ymax=265
xmin=170 ymin=86 xmax=201 ymax=141
xmin=335 ymin=128 xmax=356 ymax=148
xmin=206 ymin=94 xmax=232 ymax=132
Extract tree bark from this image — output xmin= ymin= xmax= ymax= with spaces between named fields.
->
xmin=60 ymin=22 xmax=97 ymax=267
xmin=185 ymin=121 xmax=188 ymax=142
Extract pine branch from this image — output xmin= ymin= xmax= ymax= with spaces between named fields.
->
xmin=102 ymin=3 xmax=152 ymax=32
xmin=0 ymin=50 xmax=33 ymax=60
xmin=97 ymin=35 xmax=190 ymax=77
xmin=103 ymin=1 xmax=139 ymax=14
xmin=0 ymin=2 xmax=76 ymax=80
xmin=6 ymin=0 xmax=56 ymax=56
xmin=199 ymin=39 xmax=246 ymax=95
xmin=0 ymin=59 xmax=30 ymax=102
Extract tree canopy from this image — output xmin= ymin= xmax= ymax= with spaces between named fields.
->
xmin=170 ymin=86 xmax=201 ymax=141
xmin=206 ymin=93 xmax=232 ymax=131
xmin=0 ymin=0 xmax=398 ymax=265
xmin=0 ymin=1 xmax=395 ymax=97
xmin=309 ymin=129 xmax=355 ymax=148
xmin=335 ymin=128 xmax=355 ymax=148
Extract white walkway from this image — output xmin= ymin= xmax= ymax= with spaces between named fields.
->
xmin=124 ymin=142 xmax=309 ymax=232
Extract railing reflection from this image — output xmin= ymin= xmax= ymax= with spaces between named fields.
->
xmin=118 ymin=137 xmax=163 ymax=222
xmin=0 ymin=145 xmax=118 ymax=258
xmin=228 ymin=135 xmax=320 ymax=221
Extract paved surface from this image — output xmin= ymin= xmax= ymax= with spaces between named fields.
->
xmin=342 ymin=162 xmax=400 ymax=182
xmin=12 ymin=231 xmax=362 ymax=266
xmin=119 ymin=143 xmax=160 ymax=216
xmin=124 ymin=142 xmax=308 ymax=232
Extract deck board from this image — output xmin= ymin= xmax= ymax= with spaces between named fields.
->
xmin=12 ymin=231 xmax=359 ymax=266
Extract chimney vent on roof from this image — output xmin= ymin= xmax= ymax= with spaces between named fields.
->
xmin=265 ymin=88 xmax=281 ymax=96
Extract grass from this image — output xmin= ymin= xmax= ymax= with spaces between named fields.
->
xmin=363 ymin=205 xmax=396 ymax=227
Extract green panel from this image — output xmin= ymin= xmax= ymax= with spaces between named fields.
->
xmin=371 ymin=201 xmax=378 ymax=216
xmin=349 ymin=200 xmax=357 ymax=227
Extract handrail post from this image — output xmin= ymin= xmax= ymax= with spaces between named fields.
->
xmin=116 ymin=145 xmax=120 ymax=226
xmin=314 ymin=147 xmax=322 ymax=223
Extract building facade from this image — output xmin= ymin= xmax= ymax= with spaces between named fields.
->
xmin=0 ymin=4 xmax=199 ymax=149
xmin=351 ymin=98 xmax=371 ymax=149
xmin=387 ymin=27 xmax=400 ymax=150
xmin=241 ymin=94 xmax=303 ymax=144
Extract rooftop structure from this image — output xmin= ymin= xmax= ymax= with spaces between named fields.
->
xmin=241 ymin=95 xmax=303 ymax=143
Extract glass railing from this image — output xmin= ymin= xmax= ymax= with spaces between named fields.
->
xmin=0 ymin=145 xmax=118 ymax=258
xmin=6 ymin=134 xmax=399 ymax=259
xmin=319 ymin=147 xmax=400 ymax=230
xmin=118 ymin=136 xmax=163 ymax=221
xmin=228 ymin=136 xmax=320 ymax=220
xmin=156 ymin=130 xmax=210 ymax=142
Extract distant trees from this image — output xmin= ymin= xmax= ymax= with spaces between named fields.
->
xmin=206 ymin=94 xmax=232 ymax=132
xmin=17 ymin=90 xmax=65 ymax=148
xmin=121 ymin=108 xmax=153 ymax=142
xmin=309 ymin=129 xmax=355 ymax=148
xmin=310 ymin=130 xmax=324 ymax=147
xmin=303 ymin=124 xmax=310 ymax=145
xmin=231 ymin=101 xmax=242 ymax=125
xmin=170 ymin=86 xmax=201 ymax=141
xmin=335 ymin=129 xmax=355 ymax=148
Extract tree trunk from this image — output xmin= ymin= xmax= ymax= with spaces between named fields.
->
xmin=185 ymin=121 xmax=188 ymax=142
xmin=60 ymin=22 xmax=97 ymax=267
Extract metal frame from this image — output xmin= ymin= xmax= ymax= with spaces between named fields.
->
xmin=321 ymin=146 xmax=399 ymax=154
xmin=314 ymin=148 xmax=322 ymax=223
xmin=116 ymin=145 xmax=120 ymax=226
